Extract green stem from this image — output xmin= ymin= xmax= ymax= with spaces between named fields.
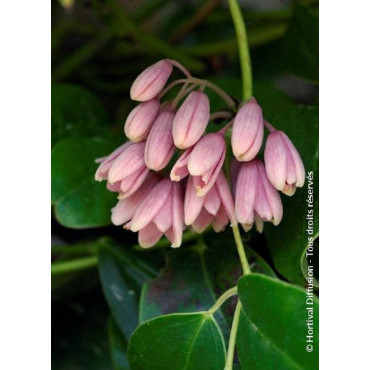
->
xmin=232 ymin=223 xmax=251 ymax=275
xmin=207 ymin=286 xmax=237 ymax=314
xmin=51 ymin=256 xmax=98 ymax=275
xmin=225 ymin=300 xmax=242 ymax=370
xmin=228 ymin=0 xmax=253 ymax=100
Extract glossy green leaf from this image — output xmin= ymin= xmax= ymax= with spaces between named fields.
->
xmin=237 ymin=274 xmax=319 ymax=369
xmin=108 ymin=316 xmax=129 ymax=370
xmin=51 ymin=84 xmax=109 ymax=146
xmin=139 ymin=234 xmax=275 ymax=321
xmin=264 ymin=106 xmax=319 ymax=285
xmin=51 ymin=137 xmax=118 ymax=228
xmin=98 ymin=240 xmax=155 ymax=340
xmin=283 ymin=4 xmax=319 ymax=82
xmin=139 ymin=232 xmax=276 ymax=340
xmin=128 ymin=313 xmax=226 ymax=370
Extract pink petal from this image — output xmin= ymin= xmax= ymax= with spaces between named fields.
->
xmin=235 ymin=161 xmax=258 ymax=225
xmin=172 ymin=91 xmax=210 ymax=149
xmin=171 ymin=182 xmax=184 ymax=248
xmin=192 ymin=208 xmax=213 ymax=233
xmin=187 ymin=133 xmax=225 ymax=176
xmin=130 ymin=59 xmax=173 ymax=101
xmin=215 ymin=171 xmax=237 ymax=225
xmin=130 ymin=178 xmax=173 ymax=232
xmin=108 ymin=142 xmax=146 ymax=184
xmin=170 ymin=147 xmax=192 ymax=181
xmin=145 ymin=110 xmax=175 ymax=171
xmin=138 ymin=223 xmax=163 ymax=248
xmin=184 ymin=176 xmax=205 ymax=225
xmin=204 ymin=186 xmax=221 ymax=216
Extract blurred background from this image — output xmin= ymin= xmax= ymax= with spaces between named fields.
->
xmin=51 ymin=0 xmax=318 ymax=368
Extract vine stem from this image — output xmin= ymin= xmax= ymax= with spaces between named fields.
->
xmin=158 ymin=78 xmax=236 ymax=110
xmin=231 ymin=224 xmax=252 ymax=275
xmin=225 ymin=300 xmax=242 ymax=370
xmin=51 ymin=256 xmax=98 ymax=275
xmin=207 ymin=286 xmax=237 ymax=314
xmin=228 ymin=0 xmax=253 ymax=100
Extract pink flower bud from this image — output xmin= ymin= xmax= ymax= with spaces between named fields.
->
xmin=106 ymin=141 xmax=149 ymax=199
xmin=130 ymin=178 xmax=173 ymax=232
xmin=111 ymin=173 xmax=160 ymax=226
xmin=188 ymin=133 xmax=226 ymax=197
xmin=172 ymin=91 xmax=210 ymax=149
xmin=145 ymin=109 xmax=176 ymax=171
xmin=170 ymin=146 xmax=192 ymax=182
xmin=95 ymin=142 xmax=131 ymax=181
xmin=129 ymin=178 xmax=185 ymax=248
xmin=130 ymin=59 xmax=173 ymax=101
xmin=231 ymin=97 xmax=264 ymax=162
xmin=264 ymin=130 xmax=305 ymax=196
xmin=184 ymin=171 xmax=235 ymax=233
xmin=124 ymin=99 xmax=160 ymax=142
xmin=235 ymin=159 xmax=283 ymax=232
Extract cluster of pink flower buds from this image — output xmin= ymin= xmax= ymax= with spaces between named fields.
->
xmin=95 ymin=59 xmax=305 ymax=248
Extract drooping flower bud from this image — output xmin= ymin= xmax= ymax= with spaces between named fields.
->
xmin=130 ymin=59 xmax=173 ymax=101
xmin=172 ymin=91 xmax=210 ymax=149
xmin=95 ymin=142 xmax=131 ymax=182
xmin=171 ymin=133 xmax=226 ymax=197
xmin=111 ymin=173 xmax=160 ymax=226
xmin=184 ymin=171 xmax=236 ymax=233
xmin=264 ymin=130 xmax=305 ymax=196
xmin=107 ymin=141 xmax=149 ymax=199
xmin=231 ymin=97 xmax=264 ymax=162
xmin=128 ymin=178 xmax=185 ymax=248
xmin=124 ymin=99 xmax=160 ymax=142
xmin=235 ymin=159 xmax=283 ymax=233
xmin=145 ymin=109 xmax=176 ymax=171
xmin=188 ymin=133 xmax=226 ymax=197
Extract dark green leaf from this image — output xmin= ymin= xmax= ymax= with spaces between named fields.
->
xmin=237 ymin=274 xmax=318 ymax=369
xmin=128 ymin=313 xmax=226 ymax=370
xmin=283 ymin=5 xmax=319 ymax=82
xmin=98 ymin=238 xmax=155 ymax=339
xmin=98 ymin=248 xmax=139 ymax=339
xmin=108 ymin=316 xmax=129 ymax=370
xmin=51 ymin=137 xmax=119 ymax=228
xmin=139 ymin=232 xmax=276 ymax=333
xmin=51 ymin=84 xmax=109 ymax=146
xmin=264 ymin=106 xmax=319 ymax=285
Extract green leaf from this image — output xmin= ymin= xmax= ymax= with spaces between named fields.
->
xmin=139 ymin=232 xmax=276 ymax=331
xmin=283 ymin=4 xmax=319 ymax=82
xmin=51 ymin=137 xmax=118 ymax=228
xmin=237 ymin=274 xmax=319 ymax=369
xmin=98 ymin=246 xmax=144 ymax=339
xmin=51 ymin=84 xmax=109 ymax=146
xmin=128 ymin=313 xmax=226 ymax=370
xmin=264 ymin=106 xmax=319 ymax=285
xmin=108 ymin=316 xmax=129 ymax=370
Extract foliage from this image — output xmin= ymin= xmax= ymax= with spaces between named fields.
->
xmin=52 ymin=0 xmax=319 ymax=369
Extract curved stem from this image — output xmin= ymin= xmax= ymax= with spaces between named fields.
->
xmin=209 ymin=111 xmax=233 ymax=121
xmin=231 ymin=224 xmax=251 ymax=275
xmin=159 ymin=78 xmax=235 ymax=109
xmin=228 ymin=0 xmax=253 ymax=100
xmin=225 ymin=300 xmax=242 ymax=370
xmin=264 ymin=119 xmax=277 ymax=133
xmin=169 ymin=59 xmax=192 ymax=78
xmin=207 ymin=286 xmax=237 ymax=314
